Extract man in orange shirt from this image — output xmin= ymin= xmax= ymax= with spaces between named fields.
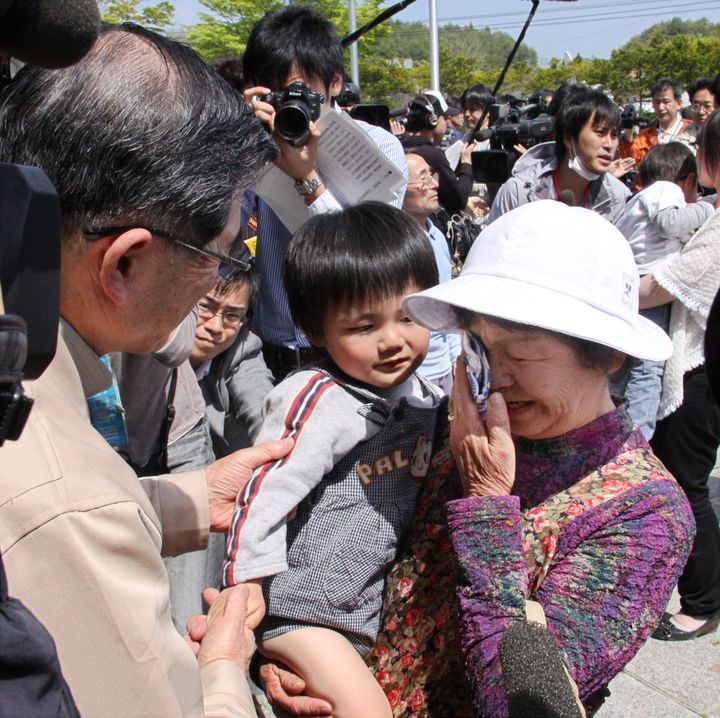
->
xmin=619 ymin=78 xmax=690 ymax=165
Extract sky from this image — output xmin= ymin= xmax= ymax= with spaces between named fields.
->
xmin=169 ymin=0 xmax=720 ymax=64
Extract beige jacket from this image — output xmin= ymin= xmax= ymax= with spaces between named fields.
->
xmin=0 ymin=322 xmax=255 ymax=717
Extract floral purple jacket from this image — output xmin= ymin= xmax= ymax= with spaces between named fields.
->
xmin=367 ymin=405 xmax=694 ymax=717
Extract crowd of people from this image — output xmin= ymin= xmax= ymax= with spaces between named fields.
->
xmin=0 ymin=6 xmax=718 ymax=718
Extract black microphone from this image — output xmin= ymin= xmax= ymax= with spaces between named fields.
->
xmin=473 ymin=127 xmax=495 ymax=142
xmin=0 ymin=0 xmax=100 ymax=69
xmin=499 ymin=621 xmax=584 ymax=718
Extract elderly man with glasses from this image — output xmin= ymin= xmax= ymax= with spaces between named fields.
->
xmin=0 ymin=23 xmax=291 ymax=717
xmin=402 ymin=152 xmax=461 ymax=394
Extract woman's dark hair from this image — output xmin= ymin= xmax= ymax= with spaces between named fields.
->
xmin=554 ymin=85 xmax=620 ymax=162
xmin=698 ymin=109 xmax=720 ymax=180
xmin=460 ymin=84 xmax=492 ymax=111
xmin=285 ymin=202 xmax=438 ymax=344
xmin=547 ymin=81 xmax=578 ymax=117
xmin=0 ymin=23 xmax=276 ymax=245
xmin=243 ymin=6 xmax=344 ymax=93
xmin=639 ymin=142 xmax=696 ymax=188
xmin=453 ymin=309 xmax=625 ymax=376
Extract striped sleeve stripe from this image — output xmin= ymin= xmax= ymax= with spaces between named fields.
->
xmin=223 ymin=373 xmax=336 ymax=585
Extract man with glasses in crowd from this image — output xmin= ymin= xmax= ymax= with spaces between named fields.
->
xmin=677 ymin=77 xmax=720 ymax=156
xmin=402 ymin=153 xmax=460 ymax=394
xmin=0 ymin=23 xmax=290 ymax=717
xmin=191 ymin=268 xmax=273 ymax=461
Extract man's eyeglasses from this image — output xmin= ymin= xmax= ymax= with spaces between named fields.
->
xmin=407 ymin=172 xmax=439 ymax=190
xmin=692 ymin=102 xmax=716 ymax=113
xmin=84 ymin=225 xmax=253 ymax=280
xmin=197 ymin=300 xmax=247 ymax=328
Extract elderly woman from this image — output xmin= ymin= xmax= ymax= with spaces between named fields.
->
xmin=258 ymin=201 xmax=694 ymax=718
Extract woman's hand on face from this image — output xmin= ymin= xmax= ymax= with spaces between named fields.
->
xmin=449 ymin=356 xmax=516 ymax=497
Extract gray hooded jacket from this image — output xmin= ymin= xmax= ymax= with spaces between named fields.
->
xmin=488 ymin=142 xmax=630 ymax=225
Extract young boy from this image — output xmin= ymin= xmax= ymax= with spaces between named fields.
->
xmin=222 ymin=202 xmax=441 ymax=717
xmin=615 ymin=141 xmax=714 ymax=438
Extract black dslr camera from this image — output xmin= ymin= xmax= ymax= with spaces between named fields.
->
xmin=262 ymin=81 xmax=324 ymax=146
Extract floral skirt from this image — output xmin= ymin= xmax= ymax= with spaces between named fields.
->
xmin=366 ymin=412 xmax=473 ymax=717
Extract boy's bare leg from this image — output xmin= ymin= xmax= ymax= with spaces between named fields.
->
xmin=261 ymin=627 xmax=392 ymax=718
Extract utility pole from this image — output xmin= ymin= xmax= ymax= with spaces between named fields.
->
xmin=349 ymin=0 xmax=359 ymax=84
xmin=428 ymin=0 xmax=440 ymax=91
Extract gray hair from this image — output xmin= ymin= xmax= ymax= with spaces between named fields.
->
xmin=0 ymin=23 xmax=277 ymax=247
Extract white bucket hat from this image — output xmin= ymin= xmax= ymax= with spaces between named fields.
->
xmin=403 ymin=200 xmax=672 ymax=362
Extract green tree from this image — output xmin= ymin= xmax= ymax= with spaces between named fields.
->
xmin=373 ymin=21 xmax=430 ymax=61
xmin=602 ymin=34 xmax=720 ymax=101
xmin=442 ymin=25 xmax=537 ymax=69
xmin=630 ymin=17 xmax=720 ymax=46
xmin=375 ymin=21 xmax=537 ymax=70
xmin=358 ymin=58 xmax=417 ymax=104
xmin=186 ymin=0 xmax=280 ymax=60
xmin=187 ymin=0 xmax=390 ymax=64
xmin=101 ymin=0 xmax=175 ymax=33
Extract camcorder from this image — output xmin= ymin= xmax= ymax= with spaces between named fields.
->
xmin=0 ymin=160 xmax=61 ymax=446
xmin=471 ymin=99 xmax=555 ymax=185
xmin=261 ymin=81 xmax=324 ymax=146
xmin=335 ymin=81 xmax=360 ymax=108
xmin=620 ymin=103 xmax=648 ymax=131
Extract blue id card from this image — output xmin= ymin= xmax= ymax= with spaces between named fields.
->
xmin=462 ymin=331 xmax=491 ymax=416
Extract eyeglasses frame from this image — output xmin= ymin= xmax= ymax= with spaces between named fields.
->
xmin=83 ymin=225 xmax=252 ymax=278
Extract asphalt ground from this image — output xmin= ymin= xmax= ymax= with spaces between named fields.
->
xmin=598 ymin=473 xmax=720 ymax=718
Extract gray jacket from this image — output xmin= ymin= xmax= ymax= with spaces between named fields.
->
xmin=199 ymin=327 xmax=273 ymax=457
xmin=488 ymin=142 xmax=630 ymax=225
xmin=224 ymin=365 xmax=440 ymax=652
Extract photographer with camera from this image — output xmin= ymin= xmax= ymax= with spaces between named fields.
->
xmin=241 ymin=6 xmax=408 ymax=381
xmin=488 ymin=85 xmax=629 ymax=225
xmin=0 ymin=23 xmax=294 ymax=717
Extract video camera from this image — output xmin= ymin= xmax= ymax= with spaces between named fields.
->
xmin=471 ymin=98 xmax=554 ymax=185
xmin=261 ymin=81 xmax=324 ymax=147
xmin=336 ymin=81 xmax=361 ymax=108
xmin=0 ymin=161 xmax=61 ymax=449
xmin=620 ymin=103 xmax=648 ymax=131
xmin=0 ymin=0 xmax=100 ymax=446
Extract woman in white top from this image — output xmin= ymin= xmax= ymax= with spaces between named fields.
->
xmin=639 ymin=109 xmax=720 ymax=641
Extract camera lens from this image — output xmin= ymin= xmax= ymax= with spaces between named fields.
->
xmin=275 ymin=102 xmax=312 ymax=145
